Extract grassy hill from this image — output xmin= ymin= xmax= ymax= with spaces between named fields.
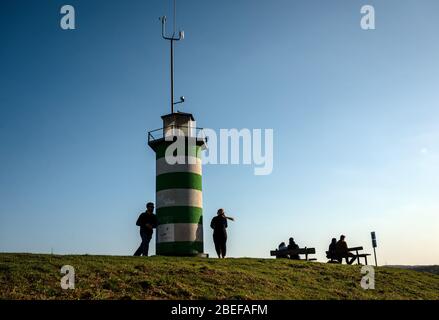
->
xmin=1 ymin=253 xmax=438 ymax=300
xmin=387 ymin=265 xmax=439 ymax=275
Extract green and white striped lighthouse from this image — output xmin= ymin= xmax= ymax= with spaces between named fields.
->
xmin=148 ymin=113 xmax=206 ymax=256
xmin=147 ymin=6 xmax=207 ymax=256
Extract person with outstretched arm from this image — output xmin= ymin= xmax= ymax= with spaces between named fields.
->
xmin=210 ymin=208 xmax=234 ymax=258
xmin=134 ymin=202 xmax=158 ymax=257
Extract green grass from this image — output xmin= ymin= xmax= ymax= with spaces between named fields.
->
xmin=1 ymin=253 xmax=438 ymax=300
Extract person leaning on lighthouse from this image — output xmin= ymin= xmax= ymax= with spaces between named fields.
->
xmin=210 ymin=208 xmax=234 ymax=259
xmin=134 ymin=202 xmax=158 ymax=257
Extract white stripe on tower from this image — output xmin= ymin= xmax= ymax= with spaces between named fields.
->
xmin=156 ymin=156 xmax=202 ymax=175
xmin=156 ymin=189 xmax=203 ymax=208
xmin=157 ymin=223 xmax=203 ymax=243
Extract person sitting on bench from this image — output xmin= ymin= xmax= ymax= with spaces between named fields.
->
xmin=277 ymin=242 xmax=289 ymax=259
xmin=335 ymin=235 xmax=356 ymax=265
xmin=326 ymin=238 xmax=338 ymax=262
xmin=287 ymin=237 xmax=300 ymax=260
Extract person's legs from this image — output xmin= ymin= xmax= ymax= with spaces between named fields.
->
xmin=134 ymin=245 xmax=142 ymax=256
xmin=221 ymin=238 xmax=227 ymax=258
xmin=213 ymin=235 xmax=221 ymax=258
xmin=134 ymin=231 xmax=145 ymax=256
xmin=141 ymin=232 xmax=152 ymax=256
xmin=340 ymin=253 xmax=354 ymax=264
xmin=328 ymin=252 xmax=337 ymax=262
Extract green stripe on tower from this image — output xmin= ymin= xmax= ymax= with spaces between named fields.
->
xmin=156 ymin=172 xmax=202 ymax=192
xmin=156 ymin=143 xmax=202 ymax=160
xmin=156 ymin=241 xmax=204 ymax=256
xmin=156 ymin=206 xmax=203 ymax=224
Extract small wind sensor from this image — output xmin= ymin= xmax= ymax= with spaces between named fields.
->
xmin=160 ymin=0 xmax=185 ymax=114
xmin=173 ymin=96 xmax=185 ymax=105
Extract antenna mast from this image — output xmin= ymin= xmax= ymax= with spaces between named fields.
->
xmin=160 ymin=0 xmax=184 ymax=114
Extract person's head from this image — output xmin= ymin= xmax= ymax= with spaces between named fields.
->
xmin=217 ymin=208 xmax=225 ymax=216
xmin=279 ymin=242 xmax=286 ymax=248
xmin=331 ymin=238 xmax=337 ymax=244
xmin=146 ymin=202 xmax=154 ymax=213
xmin=340 ymin=235 xmax=346 ymax=241
xmin=289 ymin=237 xmax=295 ymax=244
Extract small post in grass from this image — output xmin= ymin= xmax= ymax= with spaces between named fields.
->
xmin=371 ymin=231 xmax=378 ymax=267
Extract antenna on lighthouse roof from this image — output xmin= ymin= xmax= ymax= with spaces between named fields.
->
xmin=160 ymin=0 xmax=184 ymax=114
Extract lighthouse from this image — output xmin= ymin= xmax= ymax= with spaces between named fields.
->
xmin=147 ymin=6 xmax=207 ymax=256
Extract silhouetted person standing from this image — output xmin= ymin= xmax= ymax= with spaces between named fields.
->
xmin=210 ymin=208 xmax=228 ymax=258
xmin=134 ymin=202 xmax=158 ymax=257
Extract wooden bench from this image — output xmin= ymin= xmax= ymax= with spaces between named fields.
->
xmin=348 ymin=246 xmax=371 ymax=265
xmin=270 ymin=247 xmax=317 ymax=261
xmin=326 ymin=246 xmax=371 ymax=265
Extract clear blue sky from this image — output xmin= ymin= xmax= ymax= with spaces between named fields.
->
xmin=1 ymin=0 xmax=438 ymax=265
